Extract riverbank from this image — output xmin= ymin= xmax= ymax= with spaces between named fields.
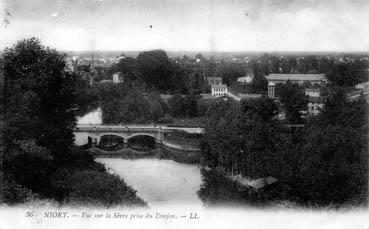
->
xmin=87 ymin=146 xmax=201 ymax=164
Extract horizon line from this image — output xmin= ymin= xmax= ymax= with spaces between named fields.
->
xmin=59 ymin=50 xmax=369 ymax=54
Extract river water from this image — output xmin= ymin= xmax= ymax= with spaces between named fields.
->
xmin=76 ymin=108 xmax=203 ymax=207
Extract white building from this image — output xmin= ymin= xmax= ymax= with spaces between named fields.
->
xmin=211 ymin=84 xmax=228 ymax=97
xmin=305 ymin=88 xmax=323 ymax=116
xmin=268 ymin=82 xmax=275 ymax=98
xmin=237 ymin=75 xmax=253 ymax=84
xmin=355 ymin=82 xmax=369 ymax=90
xmin=112 ymin=72 xmax=123 ymax=84
xmin=305 ymin=88 xmax=320 ymax=97
xmin=307 ymin=97 xmax=324 ymax=116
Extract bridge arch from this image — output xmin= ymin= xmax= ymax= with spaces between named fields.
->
xmin=96 ymin=134 xmax=125 ymax=150
xmin=126 ymin=133 xmax=159 ymax=141
xmin=98 ymin=133 xmax=126 ymax=140
xmin=126 ymin=134 xmax=158 ymax=150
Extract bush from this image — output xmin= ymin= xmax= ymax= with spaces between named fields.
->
xmin=57 ymin=170 xmax=146 ymax=207
xmin=0 ymin=172 xmax=39 ymax=205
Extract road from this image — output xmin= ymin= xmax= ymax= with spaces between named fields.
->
xmin=227 ymin=91 xmax=241 ymax=101
xmin=75 ymin=124 xmax=205 ymax=134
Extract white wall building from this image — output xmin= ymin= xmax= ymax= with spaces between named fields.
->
xmin=307 ymin=97 xmax=324 ymax=116
xmin=211 ymin=84 xmax=228 ymax=97
xmin=112 ymin=72 xmax=123 ymax=84
xmin=237 ymin=75 xmax=253 ymax=84
xmin=268 ymin=82 xmax=275 ymax=98
xmin=305 ymin=88 xmax=320 ymax=97
xmin=305 ymin=88 xmax=323 ymax=116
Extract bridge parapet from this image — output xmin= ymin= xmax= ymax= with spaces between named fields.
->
xmin=75 ymin=124 xmax=204 ymax=134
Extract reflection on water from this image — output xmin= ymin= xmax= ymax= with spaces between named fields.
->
xmin=76 ymin=107 xmax=102 ymax=125
xmin=96 ymin=158 xmax=202 ymax=207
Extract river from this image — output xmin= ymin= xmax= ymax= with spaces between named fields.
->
xmin=76 ymin=108 xmax=203 ymax=207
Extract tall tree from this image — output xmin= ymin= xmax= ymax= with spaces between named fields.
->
xmin=3 ymin=38 xmax=76 ymax=160
xmin=136 ymin=49 xmax=173 ymax=91
xmin=276 ymin=81 xmax=308 ymax=123
xmin=240 ymin=96 xmax=278 ymax=122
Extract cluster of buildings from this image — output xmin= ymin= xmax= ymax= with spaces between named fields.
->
xmin=64 ymin=54 xmax=126 ymax=85
xmin=65 ymin=54 xmax=120 ymax=73
xmin=206 ymin=72 xmax=328 ymax=117
xmin=266 ymin=73 xmax=327 ymax=117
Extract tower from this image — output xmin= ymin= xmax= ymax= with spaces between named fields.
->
xmin=268 ymin=82 xmax=275 ymax=98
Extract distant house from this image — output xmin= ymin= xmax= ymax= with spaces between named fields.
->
xmin=160 ymin=94 xmax=174 ymax=103
xmin=211 ymin=84 xmax=228 ymax=97
xmin=305 ymin=88 xmax=324 ymax=116
xmin=307 ymin=96 xmax=324 ymax=116
xmin=265 ymin=73 xmax=327 ymax=85
xmin=355 ymin=81 xmax=369 ymax=91
xmin=305 ymin=88 xmax=320 ymax=97
xmin=112 ymin=72 xmax=124 ymax=84
xmin=237 ymin=74 xmax=253 ymax=84
xmin=268 ymin=82 xmax=275 ymax=98
xmin=205 ymin=77 xmax=222 ymax=85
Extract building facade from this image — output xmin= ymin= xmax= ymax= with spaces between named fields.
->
xmin=305 ymin=88 xmax=324 ymax=116
xmin=211 ymin=84 xmax=228 ymax=97
xmin=268 ymin=82 xmax=275 ymax=98
xmin=113 ymin=72 xmax=124 ymax=84
xmin=307 ymin=97 xmax=324 ymax=116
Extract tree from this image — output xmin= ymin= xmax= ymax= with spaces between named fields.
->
xmin=276 ymin=81 xmax=308 ymax=123
xmin=2 ymin=38 xmax=146 ymax=206
xmin=293 ymin=124 xmax=368 ymax=205
xmin=317 ymin=89 xmax=368 ymax=129
xmin=327 ymin=60 xmax=368 ymax=86
xmin=250 ymin=75 xmax=268 ymax=93
xmin=136 ymin=49 xmax=173 ymax=91
xmin=110 ymin=57 xmax=137 ymax=83
xmin=117 ymin=90 xmax=150 ymax=123
xmin=214 ymin=63 xmax=244 ymax=86
xmin=240 ymin=96 xmax=278 ymax=122
xmin=3 ymin=38 xmax=76 ymax=160
xmin=146 ymin=92 xmax=165 ymax=122
xmin=167 ymin=94 xmax=198 ymax=118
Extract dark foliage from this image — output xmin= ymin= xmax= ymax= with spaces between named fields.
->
xmin=1 ymin=38 xmax=146 ymax=207
xmin=276 ymin=81 xmax=308 ymax=123
xmin=199 ymin=91 xmax=368 ymax=207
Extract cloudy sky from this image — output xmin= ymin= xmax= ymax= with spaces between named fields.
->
xmin=1 ymin=0 xmax=369 ymax=52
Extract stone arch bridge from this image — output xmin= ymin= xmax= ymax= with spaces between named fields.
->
xmin=74 ymin=124 xmax=204 ymax=150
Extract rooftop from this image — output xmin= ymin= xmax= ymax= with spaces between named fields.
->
xmin=305 ymin=88 xmax=320 ymax=92
xmin=211 ymin=84 xmax=227 ymax=89
xmin=266 ymin=73 xmax=326 ymax=81
xmin=308 ymin=96 xmax=325 ymax=103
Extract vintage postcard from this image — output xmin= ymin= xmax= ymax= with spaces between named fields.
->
xmin=1 ymin=0 xmax=368 ymax=228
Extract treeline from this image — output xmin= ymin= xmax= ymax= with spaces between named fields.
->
xmin=247 ymin=54 xmax=368 ymax=87
xmin=1 ymin=38 xmax=145 ymax=207
xmin=106 ymin=50 xmax=269 ymax=95
xmin=98 ymin=83 xmax=221 ymax=124
xmin=199 ymin=92 xmax=368 ymax=207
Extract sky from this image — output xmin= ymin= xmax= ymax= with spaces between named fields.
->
xmin=1 ymin=0 xmax=369 ymax=52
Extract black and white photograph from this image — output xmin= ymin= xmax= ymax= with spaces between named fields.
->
xmin=0 ymin=0 xmax=369 ymax=228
